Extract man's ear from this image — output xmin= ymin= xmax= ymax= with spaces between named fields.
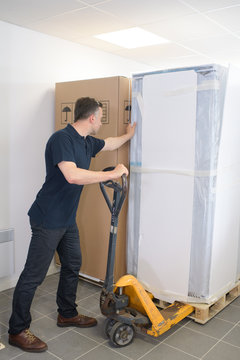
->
xmin=89 ymin=114 xmax=95 ymax=124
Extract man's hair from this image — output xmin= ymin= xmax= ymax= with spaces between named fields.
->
xmin=74 ymin=97 xmax=102 ymax=122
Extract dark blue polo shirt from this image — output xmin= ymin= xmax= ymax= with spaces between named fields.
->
xmin=28 ymin=124 xmax=105 ymax=228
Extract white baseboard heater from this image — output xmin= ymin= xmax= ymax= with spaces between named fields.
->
xmin=0 ymin=229 xmax=14 ymax=278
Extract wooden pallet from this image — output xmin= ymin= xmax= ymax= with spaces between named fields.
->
xmin=155 ymin=281 xmax=240 ymax=324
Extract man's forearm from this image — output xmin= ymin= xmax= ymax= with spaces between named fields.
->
xmin=103 ymin=133 xmax=131 ymax=151
xmin=58 ymin=162 xmax=128 ymax=185
xmin=103 ymin=122 xmax=136 ymax=151
xmin=65 ymin=168 xmax=117 ymax=185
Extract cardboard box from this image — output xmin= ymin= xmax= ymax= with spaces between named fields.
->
xmin=55 ymin=76 xmax=131 ymax=282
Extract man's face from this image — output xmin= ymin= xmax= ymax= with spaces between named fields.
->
xmin=91 ymin=107 xmax=103 ymax=135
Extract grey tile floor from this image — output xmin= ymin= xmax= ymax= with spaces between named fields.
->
xmin=1 ymin=273 xmax=240 ymax=359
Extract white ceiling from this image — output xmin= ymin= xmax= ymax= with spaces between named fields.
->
xmin=1 ymin=0 xmax=240 ymax=69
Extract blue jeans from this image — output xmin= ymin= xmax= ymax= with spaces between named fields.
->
xmin=9 ymin=221 xmax=82 ymax=335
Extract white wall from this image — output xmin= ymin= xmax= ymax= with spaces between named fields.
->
xmin=0 ymin=20 xmax=153 ymax=291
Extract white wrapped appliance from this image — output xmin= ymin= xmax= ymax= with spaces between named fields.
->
xmin=127 ymin=64 xmax=240 ymax=304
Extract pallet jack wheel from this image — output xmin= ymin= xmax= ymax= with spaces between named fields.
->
xmin=104 ymin=318 xmax=117 ymax=338
xmin=109 ymin=321 xmax=135 ymax=347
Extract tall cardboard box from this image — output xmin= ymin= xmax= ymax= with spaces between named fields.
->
xmin=55 ymin=76 xmax=131 ymax=282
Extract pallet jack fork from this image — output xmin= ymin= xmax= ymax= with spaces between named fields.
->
xmin=99 ymin=168 xmax=194 ymax=347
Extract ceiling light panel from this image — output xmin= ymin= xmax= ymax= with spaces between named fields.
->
xmin=94 ymin=27 xmax=170 ymax=48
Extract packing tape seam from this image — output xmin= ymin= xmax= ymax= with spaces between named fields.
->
xmin=131 ymin=165 xmax=217 ymax=177
xmin=130 ymin=165 xmax=240 ymax=178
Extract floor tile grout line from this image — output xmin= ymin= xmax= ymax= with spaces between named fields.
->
xmin=160 ymin=319 xmax=193 ymax=344
xmin=45 ymin=312 xmax=59 ymax=321
xmin=76 ymin=291 xmax=102 ymax=303
xmin=76 ymin=297 xmax=101 ymax=316
xmin=159 ymin=324 xmax=205 ymax=359
xmin=47 ymin=350 xmax=64 ymax=360
xmin=178 ymin=319 xmax=192 ymax=328
xmin=7 ymin=352 xmax=25 ymax=360
xmin=2 ymin=293 xmax=14 ymax=300
xmin=137 ymin=338 xmax=201 ymax=360
xmin=33 ymin=292 xmax=56 ymax=299
xmin=46 ymin=328 xmax=72 ymax=342
xmin=226 ymin=303 xmax=240 ymax=309
xmin=31 ymin=299 xmax=101 ymax=319
xmin=221 ymin=339 xmax=240 ymax=349
xmin=32 ymin=308 xmax=50 ymax=318
xmin=0 ymin=308 xmax=11 ymax=314
xmin=31 ymin=314 xmax=49 ymax=323
xmin=0 ymin=320 xmax=8 ymax=328
xmin=1 ymin=330 xmax=8 ymax=337
xmin=137 ymin=341 xmax=164 ymax=360
xmin=138 ymin=324 xmax=197 ymax=360
xmin=0 ymin=310 xmax=11 ymax=315
xmin=209 ymin=315 xmax=240 ymax=325
xmin=35 ymin=290 xmax=52 ymax=297
xmin=139 ymin=321 xmax=203 ymax=360
xmin=101 ymin=342 xmax=133 ymax=360
xmin=32 ymin=303 xmax=68 ymax=318
xmin=33 ymin=310 xmax=57 ymax=318
xmin=0 ymin=293 xmax=10 ymax=299
xmin=164 ymin=343 xmax=201 ymax=359
xmin=201 ymin=321 xmax=240 ymax=359
xmin=47 ymin=290 xmax=99 ymax=298
xmin=76 ymin=306 xmax=100 ymax=317
xmin=75 ymin=344 xmax=103 ymax=360
xmin=200 ymin=339 xmax=223 ymax=359
xmin=212 ymin=315 xmax=239 ymax=325
xmin=174 ymin=323 xmax=231 ymax=341
xmin=7 ymin=355 xmax=20 ymax=360
xmin=72 ymin=328 xmax=105 ymax=345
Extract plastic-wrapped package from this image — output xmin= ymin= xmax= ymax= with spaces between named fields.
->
xmin=127 ymin=64 xmax=240 ymax=303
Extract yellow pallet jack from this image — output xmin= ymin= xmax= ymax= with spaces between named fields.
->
xmin=99 ymin=168 xmax=194 ymax=347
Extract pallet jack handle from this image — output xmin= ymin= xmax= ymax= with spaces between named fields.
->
xmin=100 ymin=167 xmax=128 ymax=292
xmin=99 ymin=167 xmax=128 ymax=218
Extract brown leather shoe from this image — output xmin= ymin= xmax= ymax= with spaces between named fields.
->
xmin=57 ymin=313 xmax=97 ymax=328
xmin=9 ymin=329 xmax=48 ymax=352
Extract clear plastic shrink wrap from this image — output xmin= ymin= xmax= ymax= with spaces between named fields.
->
xmin=127 ymin=64 xmax=240 ymax=303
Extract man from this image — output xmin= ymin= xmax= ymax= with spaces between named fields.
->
xmin=8 ymin=97 xmax=136 ymax=352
